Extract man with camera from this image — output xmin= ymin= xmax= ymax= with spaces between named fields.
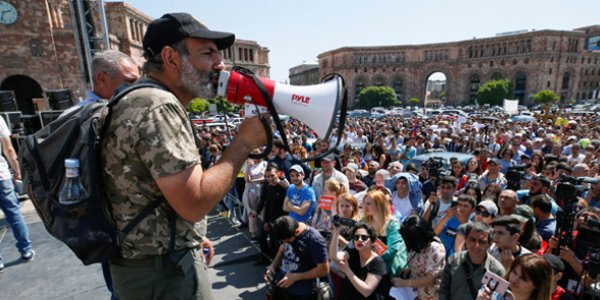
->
xmin=265 ymin=216 xmax=329 ymax=300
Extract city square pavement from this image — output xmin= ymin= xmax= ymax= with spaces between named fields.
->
xmin=0 ymin=200 xmax=269 ymax=299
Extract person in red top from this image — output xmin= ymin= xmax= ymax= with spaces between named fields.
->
xmin=543 ymin=254 xmax=576 ymax=300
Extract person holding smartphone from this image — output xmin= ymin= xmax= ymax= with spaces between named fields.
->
xmin=329 ymin=223 xmax=388 ymax=299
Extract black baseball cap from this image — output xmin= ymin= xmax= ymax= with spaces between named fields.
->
xmin=143 ymin=13 xmax=235 ymax=59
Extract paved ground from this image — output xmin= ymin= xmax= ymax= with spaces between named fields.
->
xmin=0 ymin=200 xmax=269 ymax=299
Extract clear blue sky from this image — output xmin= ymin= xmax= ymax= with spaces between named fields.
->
xmin=116 ymin=0 xmax=599 ymax=83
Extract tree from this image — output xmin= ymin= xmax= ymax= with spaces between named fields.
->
xmin=187 ymin=97 xmax=210 ymax=113
xmin=476 ymin=79 xmax=512 ymax=106
xmin=187 ymin=96 xmax=239 ymax=114
xmin=358 ymin=86 xmax=399 ymax=109
xmin=408 ymin=97 xmax=421 ymax=106
xmin=533 ymin=90 xmax=559 ymax=105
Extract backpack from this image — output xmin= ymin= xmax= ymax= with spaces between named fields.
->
xmin=18 ymin=82 xmax=166 ymax=265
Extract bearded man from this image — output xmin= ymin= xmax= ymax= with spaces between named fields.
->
xmin=100 ymin=13 xmax=267 ymax=299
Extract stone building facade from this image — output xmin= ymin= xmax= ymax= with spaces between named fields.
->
xmin=0 ymin=0 xmax=269 ymax=116
xmin=318 ymin=25 xmax=600 ymax=108
xmin=289 ymin=63 xmax=319 ymax=86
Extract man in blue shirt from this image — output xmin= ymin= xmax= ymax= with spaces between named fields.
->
xmin=61 ymin=50 xmax=139 ymax=116
xmin=266 ymin=216 xmax=329 ymax=300
xmin=284 ymin=165 xmax=317 ymax=223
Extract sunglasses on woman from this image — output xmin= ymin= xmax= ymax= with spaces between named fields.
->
xmin=353 ymin=234 xmax=370 ymax=242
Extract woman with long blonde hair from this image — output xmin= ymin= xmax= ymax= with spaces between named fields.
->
xmin=361 ymin=189 xmax=407 ymax=277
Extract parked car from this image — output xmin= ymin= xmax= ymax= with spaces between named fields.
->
xmin=407 ymin=152 xmax=475 ymax=170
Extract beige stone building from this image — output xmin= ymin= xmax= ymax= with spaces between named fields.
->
xmin=318 ymin=25 xmax=600 ymax=108
xmin=0 ymin=0 xmax=269 ymax=122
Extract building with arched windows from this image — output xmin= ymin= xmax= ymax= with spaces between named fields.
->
xmin=317 ymin=25 xmax=600 ymax=108
xmin=0 ymin=0 xmax=269 ymax=129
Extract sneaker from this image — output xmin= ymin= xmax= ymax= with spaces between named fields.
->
xmin=21 ymin=250 xmax=35 ymax=262
xmin=231 ymin=219 xmax=241 ymax=227
xmin=0 ymin=262 xmax=4 ymax=273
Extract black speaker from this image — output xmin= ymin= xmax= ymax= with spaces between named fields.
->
xmin=40 ymin=110 xmax=65 ymax=127
xmin=0 ymin=90 xmax=17 ymax=112
xmin=21 ymin=115 xmax=42 ymax=135
xmin=46 ymin=89 xmax=74 ymax=110
xmin=0 ymin=112 xmax=23 ymax=132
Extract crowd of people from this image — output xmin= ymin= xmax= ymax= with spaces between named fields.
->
xmin=196 ymin=108 xmax=600 ymax=299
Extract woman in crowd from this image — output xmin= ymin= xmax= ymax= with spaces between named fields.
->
xmin=362 ymin=189 xmax=407 ymax=277
xmin=477 ymin=253 xmax=552 ymax=300
xmin=329 ymin=223 xmax=389 ymax=300
xmin=466 ymin=157 xmax=482 ymax=177
xmin=332 ymin=193 xmax=362 ymax=248
xmin=464 ymin=184 xmax=483 ymax=204
xmin=372 ymin=144 xmax=390 ymax=169
xmin=291 ymin=145 xmax=308 ymax=160
xmin=312 ymin=178 xmax=347 ymax=240
xmin=450 ymin=160 xmax=469 ymax=191
xmin=242 ymin=156 xmax=267 ymax=240
xmin=499 ymin=149 xmax=515 ymax=174
xmin=363 ymin=143 xmax=374 ymax=162
xmin=393 ymin=215 xmax=446 ymax=300
xmin=483 ymin=183 xmax=501 ymax=204
xmin=531 ymin=151 xmax=545 ymax=174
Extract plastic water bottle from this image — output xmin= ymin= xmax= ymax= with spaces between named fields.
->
xmin=58 ymin=158 xmax=89 ymax=205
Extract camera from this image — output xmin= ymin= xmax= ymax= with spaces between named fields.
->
xmin=424 ymin=157 xmax=447 ymax=179
xmin=506 ymin=165 xmax=528 ymax=190
xmin=332 ymin=215 xmax=357 ymax=227
xmin=555 ymin=174 xmax=598 ymax=201
xmin=265 ymin=270 xmax=284 ymax=294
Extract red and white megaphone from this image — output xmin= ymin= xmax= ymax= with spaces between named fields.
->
xmin=215 ymin=69 xmax=345 ymax=139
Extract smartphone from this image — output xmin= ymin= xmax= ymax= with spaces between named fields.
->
xmin=481 ymin=270 xmax=509 ymax=296
xmin=450 ymin=201 xmax=459 ymax=208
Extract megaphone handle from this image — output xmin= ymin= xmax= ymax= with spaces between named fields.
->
xmin=234 ymin=66 xmax=292 ymax=153
xmin=248 ymin=116 xmax=273 ymax=160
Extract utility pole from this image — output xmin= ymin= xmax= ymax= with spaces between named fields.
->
xmin=69 ymin=0 xmax=110 ymax=93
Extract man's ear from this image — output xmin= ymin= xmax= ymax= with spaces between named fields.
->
xmin=555 ymin=272 xmax=563 ymax=281
xmin=161 ymin=46 xmax=181 ymax=73
xmin=95 ymin=71 xmax=108 ymax=88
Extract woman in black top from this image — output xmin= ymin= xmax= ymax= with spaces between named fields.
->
xmin=329 ymin=223 xmax=388 ymax=300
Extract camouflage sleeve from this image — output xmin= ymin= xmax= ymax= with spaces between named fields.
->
xmin=134 ymin=102 xmax=199 ymax=179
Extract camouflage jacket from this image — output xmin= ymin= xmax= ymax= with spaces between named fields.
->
xmin=100 ymin=86 xmax=203 ymax=259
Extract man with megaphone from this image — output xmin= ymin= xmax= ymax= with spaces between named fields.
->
xmin=99 ymin=13 xmax=268 ymax=300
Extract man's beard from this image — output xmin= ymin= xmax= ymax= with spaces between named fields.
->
xmin=179 ymin=56 xmax=216 ymax=99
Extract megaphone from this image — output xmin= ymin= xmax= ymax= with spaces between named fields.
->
xmin=215 ymin=69 xmax=345 ymax=140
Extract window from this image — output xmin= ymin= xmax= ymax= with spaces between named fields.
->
xmin=30 ymin=39 xmax=44 ymax=57
xmin=238 ymin=48 xmax=243 ymax=61
xmin=549 ymin=68 xmax=553 ymax=75
xmin=562 ymin=72 xmax=571 ymax=90
xmin=547 ymin=81 xmax=551 ymax=88
xmin=249 ymin=49 xmax=254 ymax=62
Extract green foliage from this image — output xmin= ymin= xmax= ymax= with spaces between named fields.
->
xmin=533 ymin=90 xmax=559 ymax=105
xmin=476 ymin=79 xmax=512 ymax=106
xmin=408 ymin=97 xmax=421 ymax=106
xmin=358 ymin=86 xmax=400 ymax=109
xmin=186 ymin=96 xmax=239 ymax=113
xmin=187 ymin=98 xmax=210 ymax=113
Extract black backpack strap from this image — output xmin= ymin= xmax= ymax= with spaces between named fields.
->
xmin=116 ymin=197 xmax=164 ymax=246
xmin=108 ymin=79 xmax=174 ymax=248
xmin=462 ymin=260 xmax=477 ymax=300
